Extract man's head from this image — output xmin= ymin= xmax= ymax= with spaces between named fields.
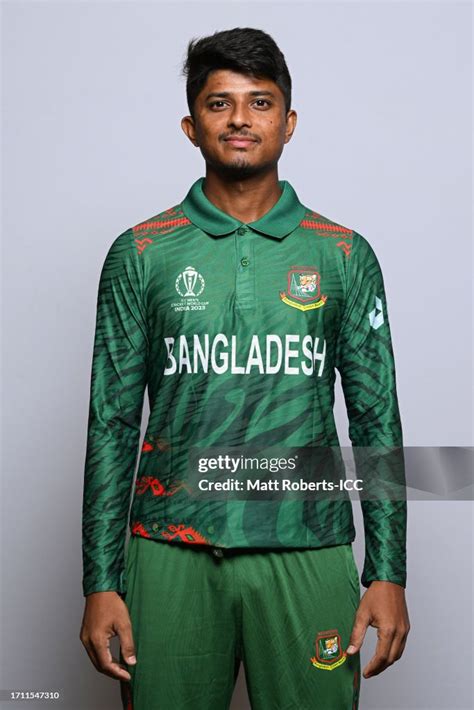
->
xmin=180 ymin=27 xmax=297 ymax=179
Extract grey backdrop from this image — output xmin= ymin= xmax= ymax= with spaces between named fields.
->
xmin=1 ymin=1 xmax=472 ymax=709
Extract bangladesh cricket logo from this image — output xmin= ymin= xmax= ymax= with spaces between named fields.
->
xmin=310 ymin=629 xmax=347 ymax=671
xmin=279 ymin=266 xmax=327 ymax=311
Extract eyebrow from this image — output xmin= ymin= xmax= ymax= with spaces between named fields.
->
xmin=204 ymin=90 xmax=276 ymax=101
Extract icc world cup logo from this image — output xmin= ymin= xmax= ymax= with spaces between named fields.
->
xmin=175 ymin=266 xmax=205 ymax=297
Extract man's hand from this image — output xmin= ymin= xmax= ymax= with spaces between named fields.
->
xmin=79 ymin=591 xmax=137 ymax=681
xmin=345 ymin=581 xmax=410 ymax=678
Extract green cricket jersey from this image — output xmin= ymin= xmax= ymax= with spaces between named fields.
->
xmin=81 ymin=176 xmax=407 ymax=597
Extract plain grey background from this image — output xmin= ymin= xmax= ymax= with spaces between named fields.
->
xmin=1 ymin=1 xmax=473 ymax=709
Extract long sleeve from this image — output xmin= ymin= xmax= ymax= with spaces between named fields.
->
xmin=335 ymin=232 xmax=407 ymax=588
xmin=81 ymin=229 xmax=149 ymax=596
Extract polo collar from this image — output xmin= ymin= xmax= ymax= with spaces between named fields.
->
xmin=181 ymin=176 xmax=306 ymax=239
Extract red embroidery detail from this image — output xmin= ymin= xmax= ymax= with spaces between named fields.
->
xmin=166 ymin=481 xmax=193 ymax=496
xmin=141 ymin=435 xmax=171 ymax=452
xmin=131 ymin=522 xmax=151 ymax=537
xmin=134 ymin=237 xmax=152 ymax=254
xmin=161 ymin=523 xmax=210 ymax=544
xmin=300 ymin=219 xmax=354 ymax=236
xmin=134 ymin=476 xmax=191 ymax=497
xmin=133 ymin=217 xmax=191 ymax=232
xmin=337 ymin=240 xmax=352 ymax=257
xmin=135 ymin=476 xmax=166 ymax=496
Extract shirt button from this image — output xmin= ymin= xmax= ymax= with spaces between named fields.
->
xmin=240 ymin=257 xmax=250 ymax=267
xmin=207 ymin=525 xmax=215 ymax=534
xmin=237 ymin=226 xmax=247 ymax=235
xmin=212 ymin=548 xmax=224 ymax=558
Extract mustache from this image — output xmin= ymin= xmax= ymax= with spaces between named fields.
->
xmin=222 ymin=133 xmax=259 ymax=141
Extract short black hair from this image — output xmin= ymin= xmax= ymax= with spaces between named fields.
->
xmin=181 ymin=27 xmax=292 ymax=118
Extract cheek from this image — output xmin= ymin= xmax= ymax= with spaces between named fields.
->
xmin=200 ymin=133 xmax=220 ymax=153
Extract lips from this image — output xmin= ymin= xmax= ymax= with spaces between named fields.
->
xmin=224 ymin=136 xmax=257 ymax=147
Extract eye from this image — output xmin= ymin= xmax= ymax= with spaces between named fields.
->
xmin=208 ymin=99 xmax=272 ymax=109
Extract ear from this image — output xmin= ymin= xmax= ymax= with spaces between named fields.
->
xmin=284 ymin=109 xmax=298 ymax=144
xmin=181 ymin=115 xmax=199 ymax=147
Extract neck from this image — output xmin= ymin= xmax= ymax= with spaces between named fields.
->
xmin=202 ymin=166 xmax=282 ymax=223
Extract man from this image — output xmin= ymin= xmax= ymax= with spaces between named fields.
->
xmin=79 ymin=27 xmax=410 ymax=710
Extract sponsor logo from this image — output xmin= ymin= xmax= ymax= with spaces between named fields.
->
xmin=171 ymin=266 xmax=209 ymax=313
xmin=279 ymin=266 xmax=327 ymax=311
xmin=310 ymin=629 xmax=347 ymax=671
xmin=368 ymin=295 xmax=384 ymax=330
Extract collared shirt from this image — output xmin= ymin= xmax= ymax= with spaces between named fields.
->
xmin=81 ymin=176 xmax=407 ymax=596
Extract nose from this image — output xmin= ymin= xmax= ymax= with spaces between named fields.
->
xmin=227 ymin=100 xmax=252 ymax=129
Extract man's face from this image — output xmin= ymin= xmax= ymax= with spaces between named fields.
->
xmin=181 ymin=69 xmax=297 ymax=178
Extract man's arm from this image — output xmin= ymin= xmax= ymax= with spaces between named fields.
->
xmin=81 ymin=228 xmax=149 ymax=597
xmin=335 ymin=231 xmax=410 ymax=676
xmin=79 ymin=229 xmax=147 ymax=682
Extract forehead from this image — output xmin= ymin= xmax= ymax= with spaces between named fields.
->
xmin=199 ymin=68 xmax=281 ymax=98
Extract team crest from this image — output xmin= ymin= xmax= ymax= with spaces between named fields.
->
xmin=310 ymin=629 xmax=347 ymax=671
xmin=279 ymin=266 xmax=327 ymax=311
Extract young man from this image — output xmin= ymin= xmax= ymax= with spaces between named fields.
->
xmin=80 ymin=27 xmax=410 ymax=710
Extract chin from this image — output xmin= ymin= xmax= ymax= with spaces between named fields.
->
xmin=216 ymin=159 xmax=262 ymax=178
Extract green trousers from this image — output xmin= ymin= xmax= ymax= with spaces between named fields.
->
xmin=119 ymin=535 xmax=361 ymax=710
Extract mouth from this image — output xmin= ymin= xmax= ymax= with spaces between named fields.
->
xmin=224 ymin=137 xmax=258 ymax=148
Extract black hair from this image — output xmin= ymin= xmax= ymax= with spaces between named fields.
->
xmin=181 ymin=27 xmax=292 ymax=118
